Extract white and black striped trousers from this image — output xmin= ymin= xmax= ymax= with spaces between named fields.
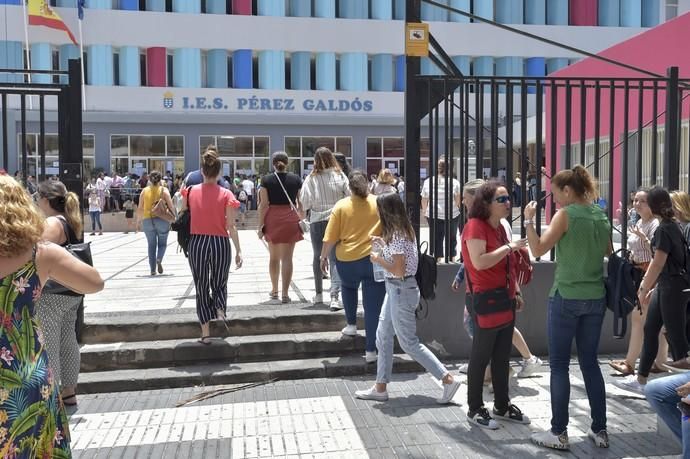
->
xmin=188 ymin=234 xmax=232 ymax=325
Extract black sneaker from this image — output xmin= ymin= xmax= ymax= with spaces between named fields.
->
xmin=493 ymin=404 xmax=531 ymax=424
xmin=467 ymin=407 xmax=499 ymax=430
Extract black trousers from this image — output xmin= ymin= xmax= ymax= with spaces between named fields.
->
xmin=467 ymin=311 xmax=515 ymax=414
xmin=427 ymin=216 xmax=459 ymax=260
xmin=639 ymin=276 xmax=690 ymax=377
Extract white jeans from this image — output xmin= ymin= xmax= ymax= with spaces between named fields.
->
xmin=376 ymin=277 xmax=447 ymax=384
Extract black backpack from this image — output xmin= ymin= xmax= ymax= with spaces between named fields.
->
xmin=171 ymin=186 xmax=193 ymax=257
xmin=605 ymin=248 xmax=642 ymax=339
xmin=416 ymin=241 xmax=437 ymax=300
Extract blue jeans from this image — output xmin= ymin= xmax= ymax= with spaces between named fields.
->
xmin=547 ymin=292 xmax=606 ymax=434
xmin=376 ymin=278 xmax=447 ymax=383
xmin=89 ymin=211 xmax=102 ymax=232
xmin=336 ymin=256 xmax=386 ymax=352
xmin=645 ymin=372 xmax=690 ymax=454
xmin=142 ymin=217 xmax=170 ymax=273
xmin=310 ymin=220 xmax=340 ymax=298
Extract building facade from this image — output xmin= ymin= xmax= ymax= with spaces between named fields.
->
xmin=0 ymin=0 xmax=687 ymax=180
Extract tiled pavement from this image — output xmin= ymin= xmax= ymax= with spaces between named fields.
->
xmin=68 ymin=361 xmax=681 ymax=458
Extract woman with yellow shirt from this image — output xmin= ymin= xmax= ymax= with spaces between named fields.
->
xmin=321 ymin=170 xmax=385 ymax=363
xmin=137 ymin=171 xmax=175 ymax=276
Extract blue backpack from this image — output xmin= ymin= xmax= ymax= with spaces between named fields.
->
xmin=605 ymin=248 xmax=642 ymax=339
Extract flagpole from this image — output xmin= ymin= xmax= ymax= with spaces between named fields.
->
xmin=78 ymin=16 xmax=86 ymax=111
xmin=21 ymin=0 xmax=34 ymax=110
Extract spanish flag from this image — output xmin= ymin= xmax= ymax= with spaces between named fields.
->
xmin=28 ymin=0 xmax=78 ymax=45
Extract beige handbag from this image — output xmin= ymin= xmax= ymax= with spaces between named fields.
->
xmin=151 ymin=187 xmax=175 ymax=222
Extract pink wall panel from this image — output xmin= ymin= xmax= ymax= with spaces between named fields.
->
xmin=146 ymin=47 xmax=167 ymax=87
xmin=232 ymin=0 xmax=252 ymax=15
xmin=569 ymin=0 xmax=598 ymax=26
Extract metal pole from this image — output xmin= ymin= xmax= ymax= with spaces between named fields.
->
xmin=664 ymin=67 xmax=680 ymax=190
xmin=404 ymin=0 xmax=422 ymax=241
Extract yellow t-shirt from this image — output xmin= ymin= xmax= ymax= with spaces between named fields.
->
xmin=324 ymin=195 xmax=381 ymax=262
xmin=141 ymin=185 xmax=164 ymax=219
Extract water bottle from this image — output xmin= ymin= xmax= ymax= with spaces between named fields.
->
xmin=371 ymin=240 xmax=386 ymax=283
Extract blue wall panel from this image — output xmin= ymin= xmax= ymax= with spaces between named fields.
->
xmin=420 ymin=57 xmax=441 ymax=75
xmin=496 ymin=57 xmax=523 ymax=76
xmin=0 ymin=0 xmax=21 ymax=4
xmin=315 ymin=0 xmax=335 ymax=17
xmin=620 ymin=0 xmax=642 ymax=26
xmin=451 ymin=56 xmax=471 ymax=76
xmin=546 ymin=57 xmax=569 ymax=74
xmin=173 ymin=48 xmax=202 ymax=88
xmin=258 ymin=0 xmax=286 ymax=16
xmin=207 ymin=49 xmax=228 ymax=88
xmin=394 ymin=56 xmax=405 ymax=91
xmin=86 ymin=0 xmax=112 ymax=8
xmin=0 ymin=41 xmax=23 ymax=84
xmin=371 ymin=54 xmax=393 ymax=92
xmin=340 ymin=52 xmax=367 ymax=91
xmin=146 ymin=0 xmax=165 ymax=11
xmin=546 ymin=0 xmax=568 ymax=24
xmin=422 ymin=0 xmax=448 ymax=21
xmin=473 ymin=0 xmax=493 ymax=20
xmin=206 ymin=0 xmax=226 ymax=14
xmin=291 ymin=51 xmax=311 ymax=90
xmin=258 ymin=50 xmax=285 ymax=89
xmin=449 ymin=0 xmax=470 ymax=22
xmin=30 ymin=43 xmax=51 ymax=84
xmin=525 ymin=57 xmax=546 ymax=77
xmin=119 ymin=46 xmax=140 ymax=86
xmin=473 ymin=56 xmax=494 ymax=76
xmin=598 ymin=0 xmax=620 ymax=26
xmin=525 ymin=0 xmax=546 ymax=24
xmin=119 ymin=0 xmax=138 ymax=10
xmin=59 ymin=44 xmax=80 ymax=84
xmin=371 ymin=0 xmax=392 ymax=20
xmin=290 ymin=0 xmax=311 ymax=17
xmin=339 ymin=0 xmax=367 ymax=19
xmin=393 ymin=0 xmax=406 ymax=20
xmin=315 ymin=52 xmax=336 ymax=90
xmin=232 ymin=49 xmax=252 ymax=88
xmin=496 ymin=0 xmax=523 ymax=23
xmin=642 ymin=0 xmax=660 ymax=27
xmin=55 ymin=0 xmax=72 ymax=6
xmin=173 ymin=0 xmax=201 ymax=13
xmin=87 ymin=44 xmax=114 ymax=86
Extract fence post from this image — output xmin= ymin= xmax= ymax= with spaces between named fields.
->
xmin=405 ymin=0 xmax=422 ymax=241
xmin=663 ymin=66 xmax=680 ymax=190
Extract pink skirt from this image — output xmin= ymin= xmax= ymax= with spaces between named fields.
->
xmin=264 ymin=205 xmax=303 ymax=244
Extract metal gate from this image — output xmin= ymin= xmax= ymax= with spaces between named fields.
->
xmin=0 ymin=59 xmax=84 ymax=200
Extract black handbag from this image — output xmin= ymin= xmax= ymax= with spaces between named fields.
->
xmin=171 ymin=186 xmax=193 ymax=257
xmin=43 ymin=217 xmax=93 ymax=297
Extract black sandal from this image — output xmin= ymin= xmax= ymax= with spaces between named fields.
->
xmin=61 ymin=394 xmax=78 ymax=406
xmin=197 ymin=336 xmax=212 ymax=345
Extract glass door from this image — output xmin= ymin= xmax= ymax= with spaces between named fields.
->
xmin=130 ymin=158 xmax=149 ymax=178
xmin=302 ymin=159 xmax=314 ymax=177
xmin=221 ymin=160 xmax=235 ymax=179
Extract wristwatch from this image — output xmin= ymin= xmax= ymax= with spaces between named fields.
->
xmin=523 ymin=219 xmax=534 ymax=227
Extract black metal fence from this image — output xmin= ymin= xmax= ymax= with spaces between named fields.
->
xmin=410 ymin=69 xmax=690 ymax=261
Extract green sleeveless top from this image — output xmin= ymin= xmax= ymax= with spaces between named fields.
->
xmin=550 ymin=203 xmax=611 ymax=299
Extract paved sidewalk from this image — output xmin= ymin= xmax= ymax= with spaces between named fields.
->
xmin=68 ymin=362 xmax=679 ymax=459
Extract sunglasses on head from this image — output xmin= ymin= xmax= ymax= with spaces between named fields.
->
xmin=494 ymin=195 xmax=510 ymax=204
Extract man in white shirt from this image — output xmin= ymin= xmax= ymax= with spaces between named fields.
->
xmin=421 ymin=158 xmax=462 ymax=261
xmin=241 ymin=176 xmax=255 ymax=210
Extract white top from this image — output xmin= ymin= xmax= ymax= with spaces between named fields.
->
xmin=373 ymin=183 xmax=397 ymax=195
xmin=241 ymin=179 xmax=254 ymax=195
xmin=299 ymin=168 xmax=350 ymax=223
xmin=628 ymin=217 xmax=659 ymax=264
xmin=381 ymin=235 xmax=418 ymax=278
xmin=421 ymin=176 xmax=461 ymax=219
xmin=88 ymin=194 xmax=101 ymax=212
xmin=103 ymin=176 xmax=113 ymax=188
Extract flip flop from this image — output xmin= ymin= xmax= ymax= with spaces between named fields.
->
xmin=61 ymin=394 xmax=77 ymax=406
xmin=197 ymin=336 xmax=212 ymax=345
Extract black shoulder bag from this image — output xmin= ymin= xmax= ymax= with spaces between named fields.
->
xmin=43 ymin=217 xmax=93 ymax=297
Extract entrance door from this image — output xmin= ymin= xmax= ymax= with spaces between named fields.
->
xmin=221 ymin=160 xmax=235 ymax=179
xmin=130 ymin=158 xmax=148 ymax=177
xmin=302 ymin=159 xmax=314 ymax=177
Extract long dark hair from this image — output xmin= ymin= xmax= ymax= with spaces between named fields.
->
xmin=377 ymin=193 xmax=415 ymax=244
xmin=468 ymin=180 xmax=502 ymax=221
xmin=551 ymin=164 xmax=598 ymax=200
xmin=37 ymin=180 xmax=83 ymax=236
xmin=647 ymin=186 xmax=675 ymax=222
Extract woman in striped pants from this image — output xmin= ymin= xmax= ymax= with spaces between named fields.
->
xmin=182 ymin=146 xmax=243 ymax=344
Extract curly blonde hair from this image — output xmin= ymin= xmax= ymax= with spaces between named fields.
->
xmin=0 ymin=175 xmax=45 ymax=257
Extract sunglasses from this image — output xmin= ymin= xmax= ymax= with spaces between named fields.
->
xmin=494 ymin=195 xmax=511 ymax=204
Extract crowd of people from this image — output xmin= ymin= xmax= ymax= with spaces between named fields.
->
xmin=7 ymin=149 xmax=690 ymax=455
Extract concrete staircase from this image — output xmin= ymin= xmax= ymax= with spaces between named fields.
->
xmin=78 ymin=308 xmax=421 ymax=394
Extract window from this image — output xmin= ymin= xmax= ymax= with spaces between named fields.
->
xmin=366 ymin=137 xmax=406 ymax=177
xmin=110 ymin=134 xmax=186 ymax=177
xmin=17 ymin=134 xmax=96 ymax=179
xmin=284 ymin=136 xmax=352 ymax=176
xmin=197 ymin=135 xmax=271 ymax=178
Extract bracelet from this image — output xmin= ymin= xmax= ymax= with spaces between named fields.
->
xmin=523 ymin=219 xmax=534 ymax=227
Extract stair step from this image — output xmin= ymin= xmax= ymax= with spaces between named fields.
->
xmin=82 ymin=309 xmax=364 ymax=344
xmin=80 ymin=331 xmax=378 ymax=371
xmin=77 ymin=354 xmax=425 ymax=394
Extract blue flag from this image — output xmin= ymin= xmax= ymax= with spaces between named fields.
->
xmin=77 ymin=0 xmax=85 ymax=20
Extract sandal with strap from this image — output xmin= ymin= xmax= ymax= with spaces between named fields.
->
xmin=61 ymin=394 xmax=77 ymax=406
xmin=282 ymin=296 xmax=291 ymax=304
xmin=608 ymin=360 xmax=634 ymax=376
xmin=269 ymin=291 xmax=279 ymax=301
xmin=197 ymin=336 xmax=212 ymax=345
xmin=216 ymin=309 xmax=230 ymax=332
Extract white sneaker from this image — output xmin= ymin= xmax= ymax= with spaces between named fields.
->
xmin=517 ymin=356 xmax=542 ymax=378
xmin=458 ymin=363 xmax=469 ymax=374
xmin=587 ymin=428 xmax=609 ymax=448
xmin=341 ymin=324 xmax=357 ymax=336
xmin=531 ymin=429 xmax=569 ymax=450
xmin=329 ymin=298 xmax=343 ymax=311
xmin=365 ymin=351 xmax=378 ymax=363
xmin=312 ymin=293 xmax=324 ymax=304
xmin=355 ymin=385 xmax=388 ymax=401
xmin=437 ymin=379 xmax=461 ymax=404
xmin=612 ymin=374 xmax=646 ymax=396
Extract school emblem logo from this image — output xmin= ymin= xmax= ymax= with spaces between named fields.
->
xmin=163 ymin=91 xmax=174 ymax=109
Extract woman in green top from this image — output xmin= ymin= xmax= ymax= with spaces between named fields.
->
xmin=523 ymin=165 xmax=611 ymax=451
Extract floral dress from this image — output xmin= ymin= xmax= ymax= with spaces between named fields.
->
xmin=0 ymin=256 xmax=71 ymax=458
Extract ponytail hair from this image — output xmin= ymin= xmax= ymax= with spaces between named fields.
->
xmin=149 ymin=170 xmax=162 ymax=185
xmin=551 ymin=164 xmax=598 ymax=200
xmin=647 ymin=186 xmax=675 ymax=222
xmin=201 ymin=147 xmax=221 ymax=178
xmin=37 ymin=180 xmax=83 ymax=237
